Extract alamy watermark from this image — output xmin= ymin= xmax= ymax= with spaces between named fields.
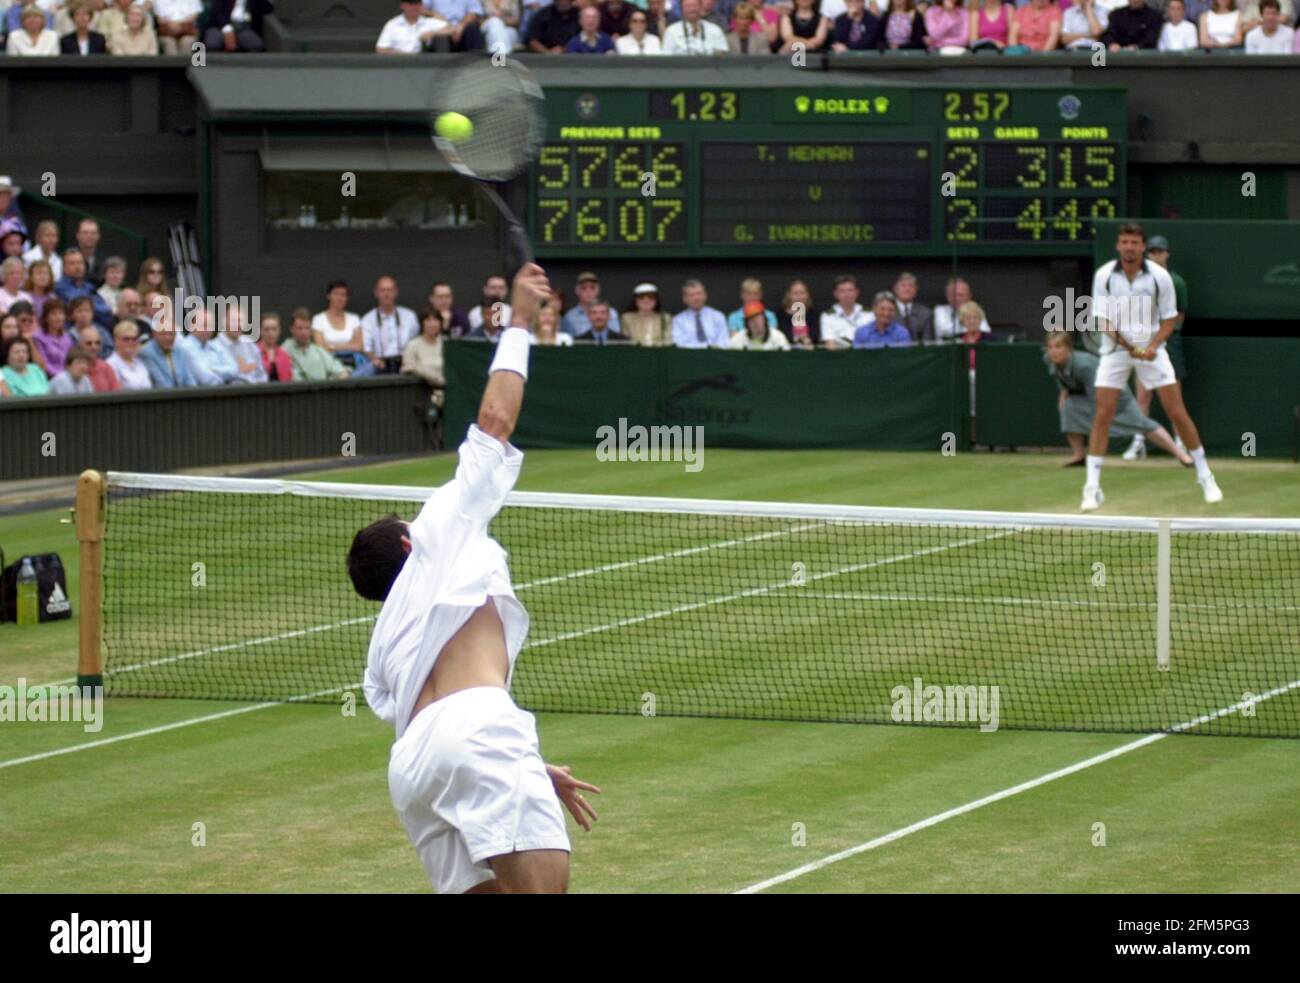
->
xmin=595 ymin=418 xmax=704 ymax=473
xmin=0 ymin=679 xmax=103 ymax=733
xmin=890 ymin=676 xmax=1001 ymax=732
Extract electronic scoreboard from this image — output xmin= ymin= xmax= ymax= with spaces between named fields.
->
xmin=530 ymin=86 xmax=1126 ymax=258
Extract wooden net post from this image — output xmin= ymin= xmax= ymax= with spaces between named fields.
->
xmin=76 ymin=470 xmax=107 ymax=689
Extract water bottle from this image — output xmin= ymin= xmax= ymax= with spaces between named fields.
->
xmin=306 ymin=205 xmax=317 ymax=228
xmin=339 ymin=204 xmax=350 ymax=228
xmin=16 ymin=557 xmax=39 ymax=626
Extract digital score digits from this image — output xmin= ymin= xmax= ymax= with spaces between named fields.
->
xmin=529 ymin=87 xmax=1127 ymax=257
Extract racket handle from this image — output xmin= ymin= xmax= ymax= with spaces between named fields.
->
xmin=505 ymin=217 xmax=533 ymax=279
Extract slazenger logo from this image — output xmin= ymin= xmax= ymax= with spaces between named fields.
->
xmin=1263 ymin=262 xmax=1300 ymax=286
xmin=46 ymin=582 xmax=70 ymax=615
xmin=50 ymin=913 xmax=151 ymax=963
xmin=657 ymin=373 xmax=753 ymax=427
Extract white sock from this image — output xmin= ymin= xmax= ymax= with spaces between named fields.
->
xmin=1086 ymin=455 xmax=1104 ymax=488
xmin=1190 ymin=446 xmax=1211 ymax=480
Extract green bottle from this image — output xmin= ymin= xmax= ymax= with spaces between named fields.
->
xmin=16 ymin=558 xmax=39 ymax=626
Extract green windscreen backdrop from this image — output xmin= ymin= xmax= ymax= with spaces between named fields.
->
xmin=445 ymin=342 xmax=969 ymax=452
xmin=1094 ymin=219 xmax=1300 ymax=319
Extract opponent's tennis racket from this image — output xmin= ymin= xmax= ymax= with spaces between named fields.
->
xmin=430 ymin=56 xmax=546 ymax=278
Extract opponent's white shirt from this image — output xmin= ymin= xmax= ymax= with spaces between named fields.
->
xmin=364 ymin=425 xmax=530 ymax=739
xmin=1090 ymin=258 xmax=1177 ymax=353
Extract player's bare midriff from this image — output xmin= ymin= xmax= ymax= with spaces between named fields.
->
xmin=409 ymin=597 xmax=510 ymax=722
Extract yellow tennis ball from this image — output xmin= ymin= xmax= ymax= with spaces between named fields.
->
xmin=435 ymin=112 xmax=474 ymax=143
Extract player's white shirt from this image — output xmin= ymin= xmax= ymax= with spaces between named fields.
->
xmin=1158 ymin=20 xmax=1199 ymax=51
xmin=1091 ymin=258 xmax=1178 ymax=353
xmin=376 ymin=13 xmax=448 ymax=53
xmin=1245 ymin=24 xmax=1295 ymax=53
xmin=364 ymin=425 xmax=530 ymax=738
xmin=818 ymin=303 xmax=870 ymax=346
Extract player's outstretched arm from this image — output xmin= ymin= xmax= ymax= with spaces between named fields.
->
xmin=477 ymin=263 xmax=550 ymax=445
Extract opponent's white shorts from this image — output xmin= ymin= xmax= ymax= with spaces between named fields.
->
xmin=1095 ymin=347 xmax=1177 ymax=391
xmin=387 ymin=686 xmax=570 ymax=894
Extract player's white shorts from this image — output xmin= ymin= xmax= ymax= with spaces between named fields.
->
xmin=387 ymin=685 xmax=570 ymax=894
xmin=1095 ymin=347 xmax=1177 ymax=391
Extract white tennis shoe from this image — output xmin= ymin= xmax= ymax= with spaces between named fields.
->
xmin=1081 ymin=485 xmax=1104 ymax=512
xmin=1199 ymin=474 xmax=1224 ymax=504
xmin=1121 ymin=437 xmax=1146 ymax=461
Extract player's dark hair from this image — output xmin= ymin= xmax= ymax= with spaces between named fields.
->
xmin=1118 ymin=222 xmax=1146 ymax=241
xmin=347 ymin=513 xmax=410 ymax=602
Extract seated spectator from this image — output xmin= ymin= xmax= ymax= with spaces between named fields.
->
xmin=1201 ymin=0 xmax=1243 ymax=45
xmin=1238 ymin=0 xmax=1294 ymax=29
xmin=0 ymin=257 xmax=34 ymax=314
xmin=1159 ymin=0 xmax=1201 ymax=46
xmin=573 ymin=301 xmax=629 ymax=344
xmin=933 ymin=277 xmax=990 ymax=340
xmin=1244 ymin=0 xmax=1294 ymax=46
xmin=780 ymin=278 xmax=819 ymax=349
xmin=96 ymin=257 xmax=127 ymax=311
xmin=402 ymin=306 xmax=447 ymax=399
xmin=832 ymin=0 xmax=883 ymax=49
xmin=970 ymin=0 xmax=1011 ymax=49
xmin=0 ymin=313 xmax=17 ymax=347
xmin=601 ymin=0 xmax=634 ymax=36
xmin=925 ymin=0 xmax=969 ymax=50
xmin=114 ymin=288 xmax=152 ymax=342
xmin=663 ymin=0 xmax=728 ymax=50
xmin=562 ymin=271 xmax=622 ymax=337
xmin=526 ymin=0 xmax=579 ymax=49
xmin=285 ymin=309 xmax=351 ymax=381
xmin=892 ymin=272 xmax=931 ymax=342
xmin=730 ymin=303 xmax=791 ymax=350
xmin=567 ymin=3 xmax=617 ymax=49
xmin=137 ymin=256 xmax=170 ymax=297
xmin=0 ymin=222 xmax=25 ymax=262
xmin=427 ymin=281 xmax=471 ymax=339
xmin=203 ymin=0 xmax=272 ymax=52
xmin=256 ymin=314 xmax=294 ymax=382
xmin=10 ymin=301 xmax=46 ymax=373
xmin=620 ymin=7 xmax=666 ymax=50
xmin=958 ymin=303 xmax=988 ymax=345
xmin=853 ymin=292 xmax=912 ymax=348
xmin=179 ymin=309 xmax=238 ymax=385
xmin=1061 ymin=0 xmax=1107 ymax=46
xmin=75 ymin=325 xmax=123 ymax=392
xmin=312 ymin=280 xmax=374 ymax=376
xmin=152 ymin=0 xmax=200 ymax=53
xmin=468 ymin=274 xmax=512 ymax=335
xmin=7 ymin=5 xmax=59 ymax=55
xmin=68 ymin=295 xmax=109 ymax=358
xmin=49 ymin=345 xmax=99 ymax=395
xmin=108 ymin=3 xmax=160 ymax=53
xmin=701 ymin=0 xmax=730 ymax=31
xmin=480 ymin=0 xmax=520 ymax=55
xmin=727 ymin=278 xmax=777 ymax=333
xmin=105 ymin=320 xmax=151 ymax=390
xmin=882 ymin=0 xmax=927 ymax=47
xmin=819 ymin=274 xmax=871 ymax=349
xmin=1102 ymin=0 xmax=1161 ymax=46
xmin=138 ymin=310 xmax=199 ymax=388
xmin=94 ymin=0 xmax=136 ymax=38
xmin=779 ymin=0 xmax=832 ymax=51
xmin=35 ymin=298 xmax=74 ymax=375
xmin=73 ymin=218 xmax=105 ymax=285
xmin=61 ymin=0 xmax=108 ymax=53
xmin=22 ymin=220 xmax=62 ymax=280
xmin=377 ymin=0 xmax=451 ymax=53
xmin=54 ymin=249 xmax=113 ymax=330
xmin=671 ymin=279 xmax=729 ymax=348
xmin=362 ymin=274 xmax=419 ymax=372
xmin=533 ymin=304 xmax=573 ymax=346
xmin=1009 ymin=0 xmax=1061 ymax=49
xmin=0 ymin=177 xmax=26 ymax=241
xmin=425 ymin=0 xmax=489 ymax=50
xmin=218 ymin=307 xmax=267 ymax=384
xmin=2 ymin=337 xmax=51 ymax=396
xmin=647 ymin=0 xmax=682 ymax=36
xmin=621 ymin=283 xmax=673 ymax=346
xmin=23 ymin=261 xmax=56 ymax=321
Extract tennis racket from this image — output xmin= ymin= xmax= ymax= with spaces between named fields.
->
xmin=429 ymin=55 xmax=546 ymax=279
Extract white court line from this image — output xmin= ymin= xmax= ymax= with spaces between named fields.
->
xmin=0 ymin=683 xmax=357 ymax=771
xmin=734 ymin=677 xmax=1300 ymax=894
xmin=801 ymin=591 xmax=1300 ymax=613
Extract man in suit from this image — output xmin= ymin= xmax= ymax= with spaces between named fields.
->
xmin=203 ymin=0 xmax=274 ymax=52
xmin=573 ymin=302 xmax=629 ymax=345
xmin=893 ymin=272 xmax=933 ymax=344
xmin=60 ymin=2 xmax=108 ymax=54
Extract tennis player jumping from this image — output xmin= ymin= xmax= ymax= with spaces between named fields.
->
xmin=347 ymin=262 xmax=599 ymax=894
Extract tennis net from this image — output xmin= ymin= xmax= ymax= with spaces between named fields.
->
xmin=89 ymin=470 xmax=1300 ymax=737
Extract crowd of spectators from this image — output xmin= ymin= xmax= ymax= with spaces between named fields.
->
xmin=2 ymin=0 xmax=1290 ymax=55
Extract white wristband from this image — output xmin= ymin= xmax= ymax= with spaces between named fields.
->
xmin=488 ymin=327 xmax=531 ymax=381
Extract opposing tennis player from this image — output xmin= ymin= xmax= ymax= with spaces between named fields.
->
xmin=1081 ymin=222 xmax=1223 ymax=512
xmin=347 ymin=262 xmax=599 ymax=894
